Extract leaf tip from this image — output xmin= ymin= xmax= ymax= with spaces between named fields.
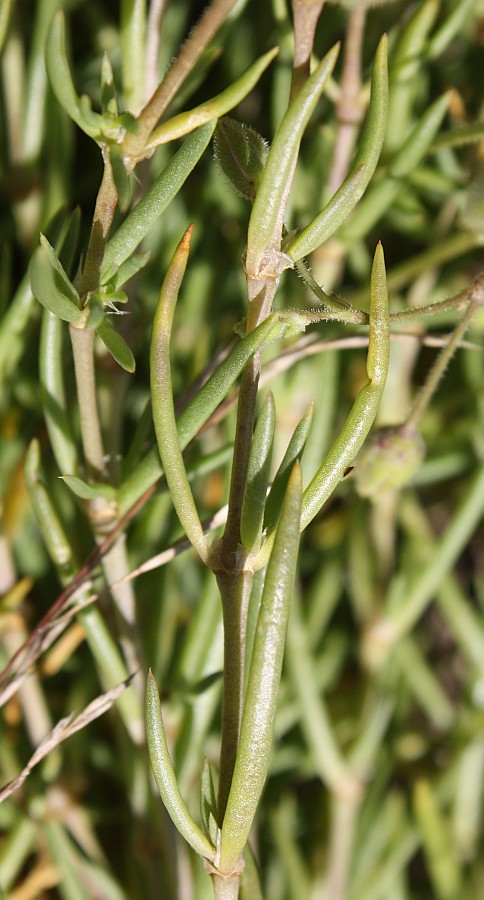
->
xmin=182 ymin=223 xmax=195 ymax=249
xmin=288 ymin=460 xmax=303 ymax=494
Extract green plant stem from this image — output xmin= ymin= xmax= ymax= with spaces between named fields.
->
xmin=78 ymin=152 xmax=118 ymax=300
xmin=213 ymin=280 xmax=280 ymax=826
xmin=133 ymin=0 xmax=237 ymax=149
xmin=144 ymin=0 xmax=166 ymax=102
xmin=407 ymin=296 xmax=481 ymax=427
xmin=70 ymin=155 xmax=118 ymax=478
xmin=218 ymin=465 xmax=302 ymax=875
xmin=290 ymin=0 xmax=325 ymax=100
xmin=327 ymin=4 xmax=366 ymax=196
xmin=219 ymin=279 xmax=280 ymax=560
xmin=67 ymin=153 xmax=147 ymax=730
xmin=326 ymin=792 xmax=363 ymax=900
xmin=216 ymin=569 xmax=254 ymax=823
xmin=69 ymin=326 xmax=105 ymax=477
xmin=214 ymin=27 xmax=338 ymax=841
xmin=40 ymin=311 xmax=78 ymax=476
xmin=388 ymin=288 xmax=478 ymax=323
xmin=100 ymin=536 xmax=146 ymax=721
xmin=211 ymin=874 xmax=241 ymax=900
xmin=218 ymin=356 xmax=260 ymax=556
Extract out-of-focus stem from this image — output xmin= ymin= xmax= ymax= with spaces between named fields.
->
xmin=135 ymin=0 xmax=238 ymax=146
xmin=326 ymin=792 xmax=362 ymax=900
xmin=69 ymin=327 xmax=105 ymax=477
xmin=290 ymin=0 xmax=325 ymax=100
xmin=144 ymin=0 xmax=167 ymax=101
xmin=101 ymin=536 xmax=146 ymax=717
xmin=407 ymin=294 xmax=481 ymax=427
xmin=327 ymin=5 xmax=366 ymax=195
xmin=78 ymin=153 xmax=118 ymax=301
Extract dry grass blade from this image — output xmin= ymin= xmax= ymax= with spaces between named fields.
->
xmin=0 ymin=677 xmax=133 ymax=803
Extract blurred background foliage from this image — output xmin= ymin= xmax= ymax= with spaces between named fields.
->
xmin=0 ymin=0 xmax=484 ymax=897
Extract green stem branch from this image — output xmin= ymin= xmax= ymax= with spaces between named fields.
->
xmin=407 ymin=293 xmax=482 ymax=427
xmin=134 ymin=0 xmax=237 ymax=149
xmin=70 ymin=153 xmax=119 ymax=478
xmin=216 ymin=570 xmax=254 ymax=823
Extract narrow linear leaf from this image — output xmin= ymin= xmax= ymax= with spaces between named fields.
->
xmin=100 ymin=52 xmax=117 ymax=116
xmin=150 ymin=226 xmax=210 ymax=563
xmin=430 ymin=122 xmax=484 ymax=152
xmin=390 ymin=0 xmax=439 ymax=81
xmin=343 ymin=93 xmax=450 ymax=240
xmin=60 ymin=475 xmax=117 ymax=502
xmin=287 ymin=34 xmax=388 ymax=261
xmin=146 ymin=48 xmax=278 ymax=150
xmin=46 ymin=12 xmax=103 ymax=139
xmin=454 ymin=738 xmax=484 ymax=860
xmin=286 ymin=166 xmax=367 ymax=261
xmin=30 ymin=236 xmax=84 ymax=326
xmin=25 ymin=440 xmax=75 ymax=571
xmin=240 ymin=391 xmax=276 ymax=552
xmin=56 ymin=207 xmax=82 ymax=277
xmin=84 ymin=296 xmax=106 ymax=331
xmin=246 ymin=42 xmax=340 ymax=275
xmin=36 ymin=209 xmax=82 ymax=471
xmin=219 ymin=464 xmax=302 ymax=875
xmin=264 ymin=402 xmax=313 ymax=533
xmin=413 ymin=780 xmax=461 ymax=900
xmin=101 ymin=123 xmax=215 ymax=283
xmin=97 ymin=319 xmax=136 ymax=373
xmin=387 ymin=462 xmax=484 ymax=641
xmin=110 ymin=251 xmax=151 ymax=290
xmin=427 ymin=0 xmax=475 ymax=60
xmin=40 ymin=311 xmax=79 ymax=477
xmin=110 ymin=144 xmax=134 ymax=212
xmin=176 ymin=313 xmax=286 ymax=448
xmin=385 ymin=1 xmax=439 ymax=152
xmin=299 ymin=243 xmax=389 ymax=532
xmin=39 ymin=235 xmax=79 ymax=304
xmin=118 ymin=311 xmax=289 ymax=514
xmin=146 ymin=671 xmax=216 ymax=863
xmin=0 ymin=0 xmax=11 ymax=55
xmin=200 ymin=757 xmax=219 ymax=845
xmin=388 ymin=93 xmax=450 ymax=178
